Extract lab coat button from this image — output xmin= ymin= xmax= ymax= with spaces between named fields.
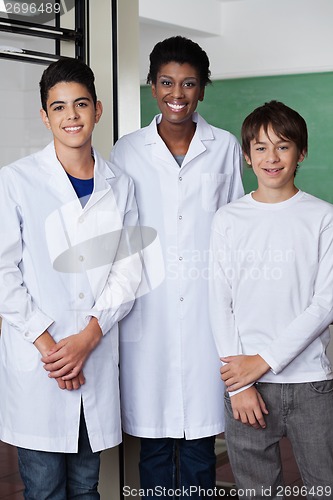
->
xmin=79 ymin=293 xmax=85 ymax=299
xmin=79 ymin=255 xmax=84 ymax=262
xmin=179 ymin=176 xmax=182 ymax=181
xmin=78 ymin=216 xmax=84 ymax=223
xmin=180 ymin=297 xmax=184 ymax=301
xmin=179 ymin=256 xmax=183 ymax=261
xmin=178 ymin=215 xmax=182 ymax=220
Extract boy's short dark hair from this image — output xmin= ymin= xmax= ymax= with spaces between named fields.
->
xmin=39 ymin=57 xmax=97 ymax=113
xmin=241 ymin=100 xmax=308 ymax=158
xmin=146 ymin=36 xmax=211 ymax=87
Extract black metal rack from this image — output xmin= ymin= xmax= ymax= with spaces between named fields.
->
xmin=0 ymin=0 xmax=86 ymax=65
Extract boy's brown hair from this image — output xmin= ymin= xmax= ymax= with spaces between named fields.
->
xmin=241 ymin=100 xmax=308 ymax=159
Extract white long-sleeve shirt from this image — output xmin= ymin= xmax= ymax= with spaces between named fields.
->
xmin=111 ymin=112 xmax=244 ymax=439
xmin=0 ymin=142 xmax=141 ymax=452
xmin=210 ymin=190 xmax=333 ymax=386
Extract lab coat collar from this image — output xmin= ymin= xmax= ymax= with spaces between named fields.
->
xmin=86 ymin=147 xmax=115 ymax=211
xmin=144 ymin=112 xmax=215 ymax=168
xmin=183 ymin=113 xmax=215 ymax=167
xmin=144 ymin=112 xmax=214 ymax=143
xmin=38 ymin=142 xmax=114 ymax=211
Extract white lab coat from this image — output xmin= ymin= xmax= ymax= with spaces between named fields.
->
xmin=111 ymin=113 xmax=244 ymax=439
xmin=0 ymin=142 xmax=141 ymax=452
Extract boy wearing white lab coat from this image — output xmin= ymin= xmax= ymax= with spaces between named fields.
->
xmin=111 ymin=36 xmax=244 ymax=497
xmin=0 ymin=58 xmax=141 ymax=499
xmin=210 ymin=101 xmax=333 ymax=498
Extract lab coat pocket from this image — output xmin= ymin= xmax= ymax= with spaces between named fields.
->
xmin=1 ymin=326 xmax=39 ymax=372
xmin=201 ymin=173 xmax=231 ymax=212
xmin=119 ymin=303 xmax=142 ymax=342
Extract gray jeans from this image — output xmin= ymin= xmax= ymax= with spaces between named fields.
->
xmin=224 ymin=381 xmax=333 ymax=500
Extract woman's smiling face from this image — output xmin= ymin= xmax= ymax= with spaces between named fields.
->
xmin=151 ymin=61 xmax=205 ymax=126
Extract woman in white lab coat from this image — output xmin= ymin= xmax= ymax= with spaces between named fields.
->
xmin=0 ymin=58 xmax=141 ymax=499
xmin=111 ymin=36 xmax=244 ymax=497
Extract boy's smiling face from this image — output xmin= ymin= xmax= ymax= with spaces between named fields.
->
xmin=40 ymin=81 xmax=102 ymax=154
xmin=245 ymin=125 xmax=306 ymax=201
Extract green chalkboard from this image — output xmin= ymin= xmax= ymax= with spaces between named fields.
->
xmin=141 ymin=72 xmax=333 ymax=203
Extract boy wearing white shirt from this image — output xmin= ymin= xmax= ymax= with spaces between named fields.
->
xmin=210 ymin=100 xmax=333 ymax=499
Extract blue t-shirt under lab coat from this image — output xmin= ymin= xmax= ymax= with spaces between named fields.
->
xmin=67 ymin=172 xmax=94 ymax=207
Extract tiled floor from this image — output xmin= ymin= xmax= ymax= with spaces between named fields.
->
xmin=0 ymin=437 xmax=303 ymax=499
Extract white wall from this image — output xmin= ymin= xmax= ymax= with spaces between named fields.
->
xmin=203 ymin=0 xmax=333 ymax=79
xmin=0 ymin=26 xmax=75 ymax=166
xmin=89 ymin=0 xmax=140 ymax=154
xmin=117 ymin=0 xmax=141 ymax=138
xmin=139 ymin=0 xmax=221 ymax=36
xmin=139 ymin=0 xmax=333 ymax=82
xmin=0 ymin=43 xmax=53 ymax=165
